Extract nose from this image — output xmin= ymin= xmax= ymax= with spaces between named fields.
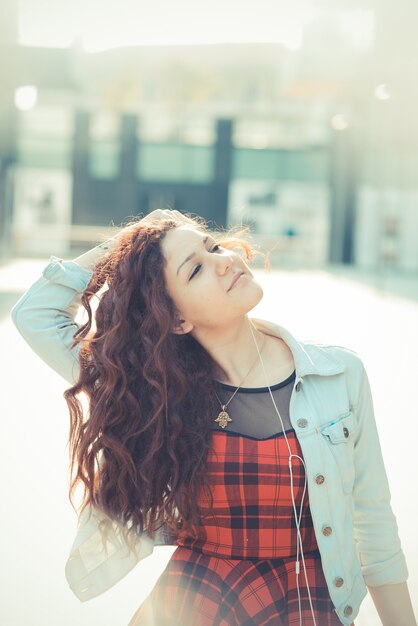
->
xmin=214 ymin=249 xmax=233 ymax=275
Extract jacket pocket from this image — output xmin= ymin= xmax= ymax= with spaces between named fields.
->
xmin=320 ymin=411 xmax=356 ymax=494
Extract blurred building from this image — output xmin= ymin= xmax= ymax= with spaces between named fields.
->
xmin=1 ymin=0 xmax=418 ymax=272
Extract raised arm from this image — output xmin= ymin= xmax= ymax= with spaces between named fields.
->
xmin=10 ymin=238 xmax=116 ymax=385
xmin=10 ymin=209 xmax=195 ymax=385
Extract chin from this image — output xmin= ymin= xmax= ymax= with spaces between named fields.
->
xmin=244 ymin=282 xmax=264 ymax=311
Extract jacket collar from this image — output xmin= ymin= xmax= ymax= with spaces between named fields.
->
xmin=250 ymin=317 xmax=346 ymax=378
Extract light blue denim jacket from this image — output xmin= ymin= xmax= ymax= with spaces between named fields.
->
xmin=11 ymin=255 xmax=409 ymax=626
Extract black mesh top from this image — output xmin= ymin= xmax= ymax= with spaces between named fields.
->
xmin=211 ymin=370 xmax=296 ymax=439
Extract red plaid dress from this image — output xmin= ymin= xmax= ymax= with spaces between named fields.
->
xmin=132 ymin=429 xmax=353 ymax=626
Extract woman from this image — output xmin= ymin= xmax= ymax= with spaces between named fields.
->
xmin=11 ymin=209 xmax=415 ymax=626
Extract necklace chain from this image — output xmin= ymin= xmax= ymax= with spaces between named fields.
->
xmin=214 ymin=334 xmax=266 ymax=429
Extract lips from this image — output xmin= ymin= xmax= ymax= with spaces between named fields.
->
xmin=228 ymin=271 xmax=244 ymax=291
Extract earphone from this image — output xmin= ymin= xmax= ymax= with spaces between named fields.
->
xmin=249 ymin=319 xmax=318 ymax=626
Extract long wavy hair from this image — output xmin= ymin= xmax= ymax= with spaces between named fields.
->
xmin=64 ymin=214 xmax=261 ymax=546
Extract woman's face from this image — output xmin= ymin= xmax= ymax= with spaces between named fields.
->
xmin=161 ymin=225 xmax=263 ymax=333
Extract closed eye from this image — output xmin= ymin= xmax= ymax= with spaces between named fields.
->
xmin=189 ymin=244 xmax=222 ymax=280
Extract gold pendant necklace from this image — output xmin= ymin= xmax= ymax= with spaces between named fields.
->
xmin=214 ymin=407 xmax=233 ymax=429
xmin=214 ymin=334 xmax=266 ymax=429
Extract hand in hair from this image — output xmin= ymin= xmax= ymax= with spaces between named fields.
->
xmin=140 ymin=208 xmax=196 ymax=226
xmin=111 ymin=209 xmax=196 ymax=245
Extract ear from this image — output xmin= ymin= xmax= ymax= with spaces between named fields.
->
xmin=172 ymin=317 xmax=194 ymax=335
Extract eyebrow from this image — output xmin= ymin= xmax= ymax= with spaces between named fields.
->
xmin=176 ymin=235 xmax=209 ymax=276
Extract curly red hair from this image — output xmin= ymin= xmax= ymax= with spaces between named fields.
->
xmin=64 ymin=214 xmax=262 ymax=545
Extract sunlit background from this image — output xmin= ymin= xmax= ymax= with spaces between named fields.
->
xmin=0 ymin=0 xmax=416 ymax=273
xmin=1 ymin=1 xmax=418 ymax=625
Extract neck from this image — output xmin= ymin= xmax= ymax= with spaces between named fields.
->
xmin=192 ymin=316 xmax=266 ymax=386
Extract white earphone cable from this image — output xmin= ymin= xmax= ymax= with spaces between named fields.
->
xmin=249 ymin=320 xmax=318 ymax=626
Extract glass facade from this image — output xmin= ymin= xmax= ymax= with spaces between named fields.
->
xmin=138 ymin=143 xmax=214 ymax=183
xmin=89 ymin=139 xmax=120 ymax=179
xmin=15 ymin=107 xmax=330 ymax=184
xmin=233 ymin=148 xmax=329 ymax=181
xmin=17 ymin=106 xmax=73 ymax=169
xmin=88 ymin=111 xmax=120 ymax=179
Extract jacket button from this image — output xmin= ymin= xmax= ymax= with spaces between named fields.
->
xmin=315 ymin=474 xmax=325 ymax=485
xmin=322 ymin=525 xmax=332 ymax=536
xmin=343 ymin=427 xmax=349 ymax=438
xmin=344 ymin=605 xmax=353 ymax=617
xmin=334 ymin=577 xmax=344 ymax=587
xmin=297 ymin=418 xmax=308 ymax=428
xmin=295 ymin=381 xmax=302 ymax=392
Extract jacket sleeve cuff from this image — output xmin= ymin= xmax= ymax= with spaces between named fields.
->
xmin=42 ymin=255 xmax=93 ymax=292
xmin=361 ymin=549 xmax=409 ymax=586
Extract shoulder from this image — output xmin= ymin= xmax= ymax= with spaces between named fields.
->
xmin=305 ymin=340 xmax=364 ymax=366
xmin=251 ymin=318 xmax=368 ymax=396
xmin=302 ymin=339 xmax=368 ymax=403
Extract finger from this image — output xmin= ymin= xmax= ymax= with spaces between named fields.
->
xmin=140 ymin=209 xmax=166 ymax=222
xmin=170 ymin=209 xmax=196 ymax=223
